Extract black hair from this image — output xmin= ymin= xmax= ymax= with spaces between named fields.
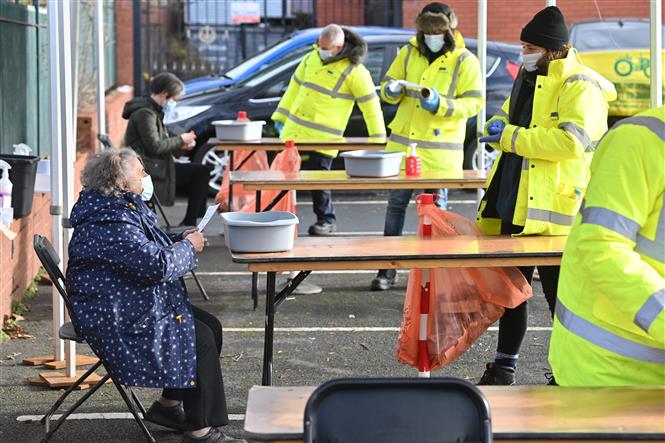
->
xmin=149 ymin=72 xmax=184 ymax=99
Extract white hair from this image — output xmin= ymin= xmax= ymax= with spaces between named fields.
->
xmin=81 ymin=147 xmax=140 ymax=197
xmin=320 ymin=24 xmax=344 ymax=46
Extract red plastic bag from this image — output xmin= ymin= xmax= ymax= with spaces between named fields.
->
xmin=239 ymin=147 xmax=301 ymax=213
xmin=215 ymin=150 xmax=269 ymax=212
xmin=396 ymin=197 xmax=532 ymax=371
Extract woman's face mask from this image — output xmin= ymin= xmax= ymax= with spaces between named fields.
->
xmin=424 ymin=34 xmax=445 ymax=53
xmin=522 ymin=51 xmax=544 ymax=72
xmin=140 ymin=175 xmax=154 ymax=201
xmin=163 ymin=99 xmax=176 ymax=113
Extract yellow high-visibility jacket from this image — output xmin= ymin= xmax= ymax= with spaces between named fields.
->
xmin=476 ymin=48 xmax=617 ymax=236
xmin=549 ymin=107 xmax=665 ymax=386
xmin=379 ymin=36 xmax=483 ymax=172
xmin=271 ymin=29 xmax=385 ymax=158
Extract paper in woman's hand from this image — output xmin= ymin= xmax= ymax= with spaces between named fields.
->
xmin=197 ymin=204 xmax=220 ymax=232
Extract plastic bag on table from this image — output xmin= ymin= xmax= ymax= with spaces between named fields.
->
xmin=215 ymin=150 xmax=269 ymax=212
xmin=239 ymin=145 xmax=301 ymax=214
xmin=396 ymin=199 xmax=532 ymax=371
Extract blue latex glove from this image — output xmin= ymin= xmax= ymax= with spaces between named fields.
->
xmin=419 ymin=88 xmax=440 ymax=113
xmin=384 ymin=80 xmax=403 ymax=98
xmin=479 ymin=131 xmax=503 ymax=144
xmin=274 ymin=121 xmax=284 ymax=135
xmin=487 ymin=119 xmax=505 ymax=135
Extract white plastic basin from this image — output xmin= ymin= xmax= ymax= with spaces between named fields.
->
xmin=212 ymin=120 xmax=266 ymax=141
xmin=221 ymin=211 xmax=298 ymax=252
xmin=340 ymin=150 xmax=405 ymax=177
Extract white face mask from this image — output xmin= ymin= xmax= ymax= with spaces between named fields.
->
xmin=318 ymin=48 xmax=334 ymax=60
xmin=140 ymin=175 xmax=154 ymax=201
xmin=522 ymin=52 xmax=543 ymax=72
xmin=424 ymin=34 xmax=445 ymax=53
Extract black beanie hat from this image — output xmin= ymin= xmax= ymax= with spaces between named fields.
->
xmin=520 ymin=6 xmax=569 ymax=50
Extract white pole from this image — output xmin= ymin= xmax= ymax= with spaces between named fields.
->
xmin=95 ymin=0 xmax=106 ymax=150
xmin=47 ymin=0 xmax=65 ymax=363
xmin=650 ymin=0 xmax=663 ymax=108
xmin=545 ymin=0 xmax=556 ymax=6
xmin=476 ymin=0 xmax=487 ymax=205
xmin=58 ymin=0 xmax=77 ymax=378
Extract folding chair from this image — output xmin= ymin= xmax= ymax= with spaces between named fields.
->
xmin=33 ymin=235 xmax=156 ymax=442
xmin=304 ymin=377 xmax=493 ymax=443
xmin=96 ymin=133 xmax=209 ymax=301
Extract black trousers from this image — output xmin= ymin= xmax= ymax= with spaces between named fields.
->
xmin=175 ymin=163 xmax=210 ymax=226
xmin=496 ymin=222 xmax=560 ymax=356
xmin=305 ymin=152 xmax=336 ymax=223
xmin=162 ymin=304 xmax=229 ymax=431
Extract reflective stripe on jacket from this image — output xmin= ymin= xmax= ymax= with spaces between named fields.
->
xmin=379 ymin=36 xmax=483 ymax=172
xmin=271 ymin=35 xmax=385 ymax=157
xmin=549 ymin=107 xmax=665 ymax=386
xmin=476 ymin=48 xmax=617 ymax=236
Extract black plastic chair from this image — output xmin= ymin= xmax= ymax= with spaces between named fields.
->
xmin=96 ymin=133 xmax=209 ymax=301
xmin=33 ymin=235 xmax=156 ymax=442
xmin=304 ymin=377 xmax=492 ymax=443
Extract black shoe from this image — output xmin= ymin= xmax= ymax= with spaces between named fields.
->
xmin=144 ymin=400 xmax=186 ymax=431
xmin=370 ymin=269 xmax=397 ymax=291
xmin=182 ymin=427 xmax=246 ymax=442
xmin=477 ymin=362 xmax=516 ymax=385
xmin=308 ymin=221 xmax=336 ymax=236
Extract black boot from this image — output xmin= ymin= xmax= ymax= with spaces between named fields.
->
xmin=370 ymin=269 xmax=397 ymax=291
xmin=477 ymin=362 xmax=516 ymax=385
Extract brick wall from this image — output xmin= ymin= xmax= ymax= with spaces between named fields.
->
xmin=1 ymin=194 xmax=52 ymax=321
xmin=317 ymin=0 xmax=365 ymax=27
xmin=115 ymin=0 xmax=134 ymax=87
xmin=402 ymin=0 xmax=657 ymax=43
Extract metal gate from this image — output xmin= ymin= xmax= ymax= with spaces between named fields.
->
xmin=135 ymin=0 xmax=403 ymax=88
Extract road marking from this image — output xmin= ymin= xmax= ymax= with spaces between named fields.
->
xmin=172 ymin=199 xmax=477 ymax=207
xmin=225 ymin=326 xmax=553 ymax=332
xmin=17 ymin=413 xmax=245 ymax=422
xmin=194 ymin=270 xmax=410 ymax=276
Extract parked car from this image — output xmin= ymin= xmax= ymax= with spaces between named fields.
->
xmin=569 ymin=19 xmax=665 ymax=120
xmin=182 ymin=26 xmax=413 ymax=97
xmin=167 ymin=34 xmax=521 ymax=192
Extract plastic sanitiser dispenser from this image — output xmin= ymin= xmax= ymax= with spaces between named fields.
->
xmin=0 ymin=160 xmax=13 ymax=226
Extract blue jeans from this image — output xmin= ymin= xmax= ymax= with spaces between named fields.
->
xmin=306 ymin=152 xmax=335 ymax=224
xmin=383 ymin=188 xmax=448 ymax=236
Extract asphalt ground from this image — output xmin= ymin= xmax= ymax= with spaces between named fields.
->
xmin=0 ymin=189 xmax=555 ymax=442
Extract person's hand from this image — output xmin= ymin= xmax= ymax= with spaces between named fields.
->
xmin=185 ymin=230 xmax=205 ymax=253
xmin=487 ymin=119 xmax=506 ymax=135
xmin=479 ymin=131 xmax=503 ymax=144
xmin=182 ymin=228 xmax=198 ymax=238
xmin=180 ymin=130 xmax=196 ymax=146
xmin=385 ymin=80 xmax=404 ymax=98
xmin=419 ymin=88 xmax=440 ymax=113
xmin=274 ymin=121 xmax=284 ymax=135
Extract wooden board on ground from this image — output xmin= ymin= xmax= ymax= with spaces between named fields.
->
xmin=22 ymin=355 xmax=56 ymax=366
xmin=37 ymin=370 xmax=104 ymax=388
xmin=42 ymin=355 xmax=99 ymax=369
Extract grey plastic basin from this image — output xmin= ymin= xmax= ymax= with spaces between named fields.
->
xmin=340 ymin=150 xmax=405 ymax=177
xmin=221 ymin=211 xmax=299 ymax=252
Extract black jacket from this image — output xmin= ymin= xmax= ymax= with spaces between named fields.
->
xmin=122 ymin=96 xmax=182 ymax=205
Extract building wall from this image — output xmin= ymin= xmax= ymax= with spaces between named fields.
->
xmin=402 ymin=0 xmax=656 ymax=43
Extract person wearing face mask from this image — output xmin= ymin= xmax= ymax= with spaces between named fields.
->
xmin=66 ymin=149 xmax=243 ymax=442
xmin=271 ymin=24 xmax=386 ymax=238
xmin=123 ymin=72 xmax=211 ymax=227
xmin=371 ymin=2 xmax=483 ymax=291
xmin=475 ymin=6 xmax=617 ymax=385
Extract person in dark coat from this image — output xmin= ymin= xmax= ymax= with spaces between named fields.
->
xmin=123 ymin=72 xmax=210 ymax=226
xmin=66 ymin=148 xmax=242 ymax=442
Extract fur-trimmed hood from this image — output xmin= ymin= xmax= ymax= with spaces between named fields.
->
xmin=322 ymin=27 xmax=367 ymax=65
xmin=416 ymin=10 xmax=456 ymax=37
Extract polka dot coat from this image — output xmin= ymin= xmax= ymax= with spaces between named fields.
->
xmin=66 ymin=190 xmax=198 ymax=388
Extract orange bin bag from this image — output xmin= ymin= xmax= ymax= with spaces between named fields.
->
xmin=239 ymin=146 xmax=301 ymax=214
xmin=215 ymin=150 xmax=269 ymax=212
xmin=396 ymin=198 xmax=532 ymax=371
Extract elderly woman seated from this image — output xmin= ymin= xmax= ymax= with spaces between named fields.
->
xmin=66 ymin=148 xmax=242 ymax=442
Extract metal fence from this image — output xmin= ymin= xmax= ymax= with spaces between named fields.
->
xmin=137 ymin=0 xmax=402 ymax=82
